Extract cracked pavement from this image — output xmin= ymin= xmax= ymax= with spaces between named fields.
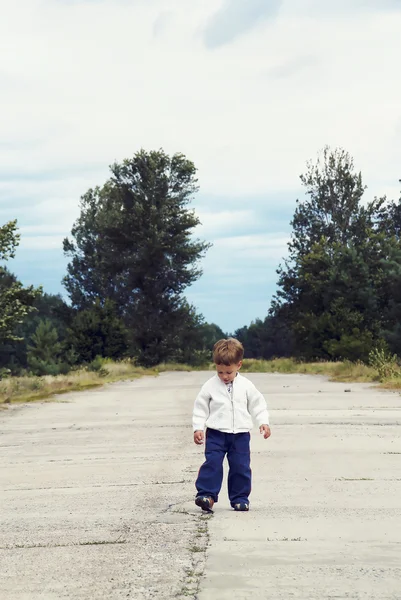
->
xmin=1 ymin=372 xmax=401 ymax=599
xmin=0 ymin=373 xmax=208 ymax=599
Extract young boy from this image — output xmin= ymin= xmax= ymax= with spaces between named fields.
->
xmin=193 ymin=338 xmax=271 ymax=512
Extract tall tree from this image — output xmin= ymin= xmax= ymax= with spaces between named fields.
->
xmin=288 ymin=146 xmax=385 ymax=257
xmin=63 ymin=150 xmax=210 ymax=365
xmin=377 ymin=184 xmax=401 ymax=354
xmin=0 ymin=221 xmax=40 ymax=348
xmin=273 ymin=148 xmax=399 ymax=360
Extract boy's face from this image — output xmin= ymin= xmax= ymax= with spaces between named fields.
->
xmin=216 ymin=362 xmax=242 ymax=384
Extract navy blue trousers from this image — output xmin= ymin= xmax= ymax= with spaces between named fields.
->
xmin=195 ymin=428 xmax=251 ymax=506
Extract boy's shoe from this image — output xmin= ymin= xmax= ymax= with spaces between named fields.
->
xmin=233 ymin=503 xmax=249 ymax=511
xmin=195 ymin=496 xmax=214 ymax=512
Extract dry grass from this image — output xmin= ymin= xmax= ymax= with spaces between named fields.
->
xmin=155 ymin=363 xmax=205 ymax=372
xmin=0 ymin=372 xmax=100 ymax=405
xmin=375 ymin=377 xmax=401 ymax=390
xmin=0 ymin=361 xmax=157 ymax=406
xmin=0 ymin=360 xmax=212 ymax=405
xmin=2 ymin=356 xmax=400 ymax=406
xmin=241 ymin=358 xmax=382 ymax=384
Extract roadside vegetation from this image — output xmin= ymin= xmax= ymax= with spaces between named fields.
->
xmin=0 ymin=360 xmax=154 ymax=405
xmin=2 ymin=349 xmax=401 ymax=406
xmin=242 ymin=359 xmax=394 ymax=386
xmin=242 ymin=353 xmax=401 ymax=388
xmin=2 ymin=146 xmax=401 ymax=407
xmin=0 ymin=358 xmax=214 ymax=406
xmin=240 ymin=358 xmax=376 ymax=381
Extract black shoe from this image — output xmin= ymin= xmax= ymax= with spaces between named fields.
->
xmin=195 ymin=496 xmax=214 ymax=512
xmin=233 ymin=503 xmax=249 ymax=511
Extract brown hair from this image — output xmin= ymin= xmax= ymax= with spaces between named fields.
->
xmin=213 ymin=338 xmax=244 ymax=365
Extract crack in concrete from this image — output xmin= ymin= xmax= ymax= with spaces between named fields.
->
xmin=176 ymin=512 xmax=212 ymax=600
xmin=3 ymin=480 xmax=190 ymax=492
xmin=1 ymin=539 xmax=127 ymax=550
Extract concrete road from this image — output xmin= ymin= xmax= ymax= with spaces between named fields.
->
xmin=1 ymin=372 xmax=401 ymax=599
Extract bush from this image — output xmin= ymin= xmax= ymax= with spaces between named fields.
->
xmin=0 ymin=367 xmax=11 ymax=380
xmin=86 ymin=356 xmax=109 ymax=377
xmin=324 ymin=329 xmax=376 ymax=363
xmin=27 ymin=355 xmax=71 ymax=377
xmin=368 ymin=347 xmax=401 ymax=381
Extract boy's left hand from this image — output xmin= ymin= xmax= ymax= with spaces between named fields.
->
xmin=260 ymin=424 xmax=271 ymax=439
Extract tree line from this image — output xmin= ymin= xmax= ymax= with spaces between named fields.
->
xmin=235 ymin=147 xmax=401 ymax=363
xmin=0 ymin=150 xmax=224 ymax=377
xmin=2 ymin=145 xmax=400 ymax=376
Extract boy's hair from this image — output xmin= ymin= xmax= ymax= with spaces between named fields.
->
xmin=213 ymin=338 xmax=244 ymax=365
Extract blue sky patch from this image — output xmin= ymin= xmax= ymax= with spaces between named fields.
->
xmin=203 ymin=0 xmax=282 ymax=49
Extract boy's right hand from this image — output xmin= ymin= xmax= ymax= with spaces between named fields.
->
xmin=194 ymin=430 xmax=204 ymax=445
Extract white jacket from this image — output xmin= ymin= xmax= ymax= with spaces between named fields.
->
xmin=192 ymin=373 xmax=269 ymax=433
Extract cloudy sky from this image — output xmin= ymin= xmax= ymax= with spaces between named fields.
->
xmin=1 ymin=0 xmax=400 ymax=333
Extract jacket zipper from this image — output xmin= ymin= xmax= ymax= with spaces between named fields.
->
xmin=223 ymin=379 xmax=235 ymax=433
xmin=231 ymin=380 xmax=235 ymax=433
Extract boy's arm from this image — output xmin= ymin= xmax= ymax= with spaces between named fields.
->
xmin=193 ymin=385 xmax=211 ymax=433
xmin=247 ymin=381 xmax=270 ymax=427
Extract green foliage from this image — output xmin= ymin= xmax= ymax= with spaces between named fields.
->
xmin=377 ymin=244 xmax=401 ymax=356
xmin=87 ymin=355 xmax=104 ymax=372
xmin=27 ymin=319 xmax=71 ymax=376
xmin=368 ymin=347 xmax=401 ymax=381
xmin=290 ymin=146 xmax=371 ymax=255
xmin=233 ymin=151 xmax=401 ymax=365
xmin=278 ymin=237 xmax=390 ymax=360
xmin=235 ymin=315 xmax=294 ymax=359
xmin=63 ymin=149 xmax=211 ymax=366
xmin=0 ymin=367 xmax=11 ymax=380
xmin=0 ymin=222 xmax=41 ymax=347
xmin=0 ymin=220 xmax=20 ymax=260
xmin=0 ymin=290 xmax=72 ymax=374
xmin=86 ymin=356 xmax=109 ymax=377
xmin=0 ymin=274 xmax=41 ymax=343
xmin=198 ymin=323 xmax=226 ymax=351
xmin=66 ymin=299 xmax=129 ymax=363
xmin=28 ymin=319 xmax=62 ymax=362
xmin=132 ymin=301 xmax=217 ymax=367
xmin=272 ymin=148 xmax=401 ymax=362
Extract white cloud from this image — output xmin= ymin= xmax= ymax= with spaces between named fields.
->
xmin=153 ymin=10 xmax=174 ymax=37
xmin=195 ymin=233 xmax=290 ymax=283
xmin=196 ymin=209 xmax=258 ymax=236
xmin=19 ymin=235 xmax=65 ymax=250
xmin=0 ymin=0 xmax=400 ymax=199
xmin=19 ymin=224 xmax=68 ymax=236
xmin=1 ymin=0 xmax=400 ymax=330
xmin=214 ymin=233 xmax=289 ymax=262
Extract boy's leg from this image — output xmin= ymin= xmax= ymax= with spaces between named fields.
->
xmin=227 ymin=432 xmax=251 ymax=507
xmin=195 ymin=428 xmax=226 ymax=503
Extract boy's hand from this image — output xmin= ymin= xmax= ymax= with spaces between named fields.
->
xmin=260 ymin=424 xmax=271 ymax=439
xmin=194 ymin=430 xmax=204 ymax=445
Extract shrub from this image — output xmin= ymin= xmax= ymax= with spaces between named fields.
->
xmin=368 ymin=347 xmax=401 ymax=381
xmin=87 ymin=356 xmax=109 ymax=377
xmin=0 ymin=367 xmax=11 ymax=380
